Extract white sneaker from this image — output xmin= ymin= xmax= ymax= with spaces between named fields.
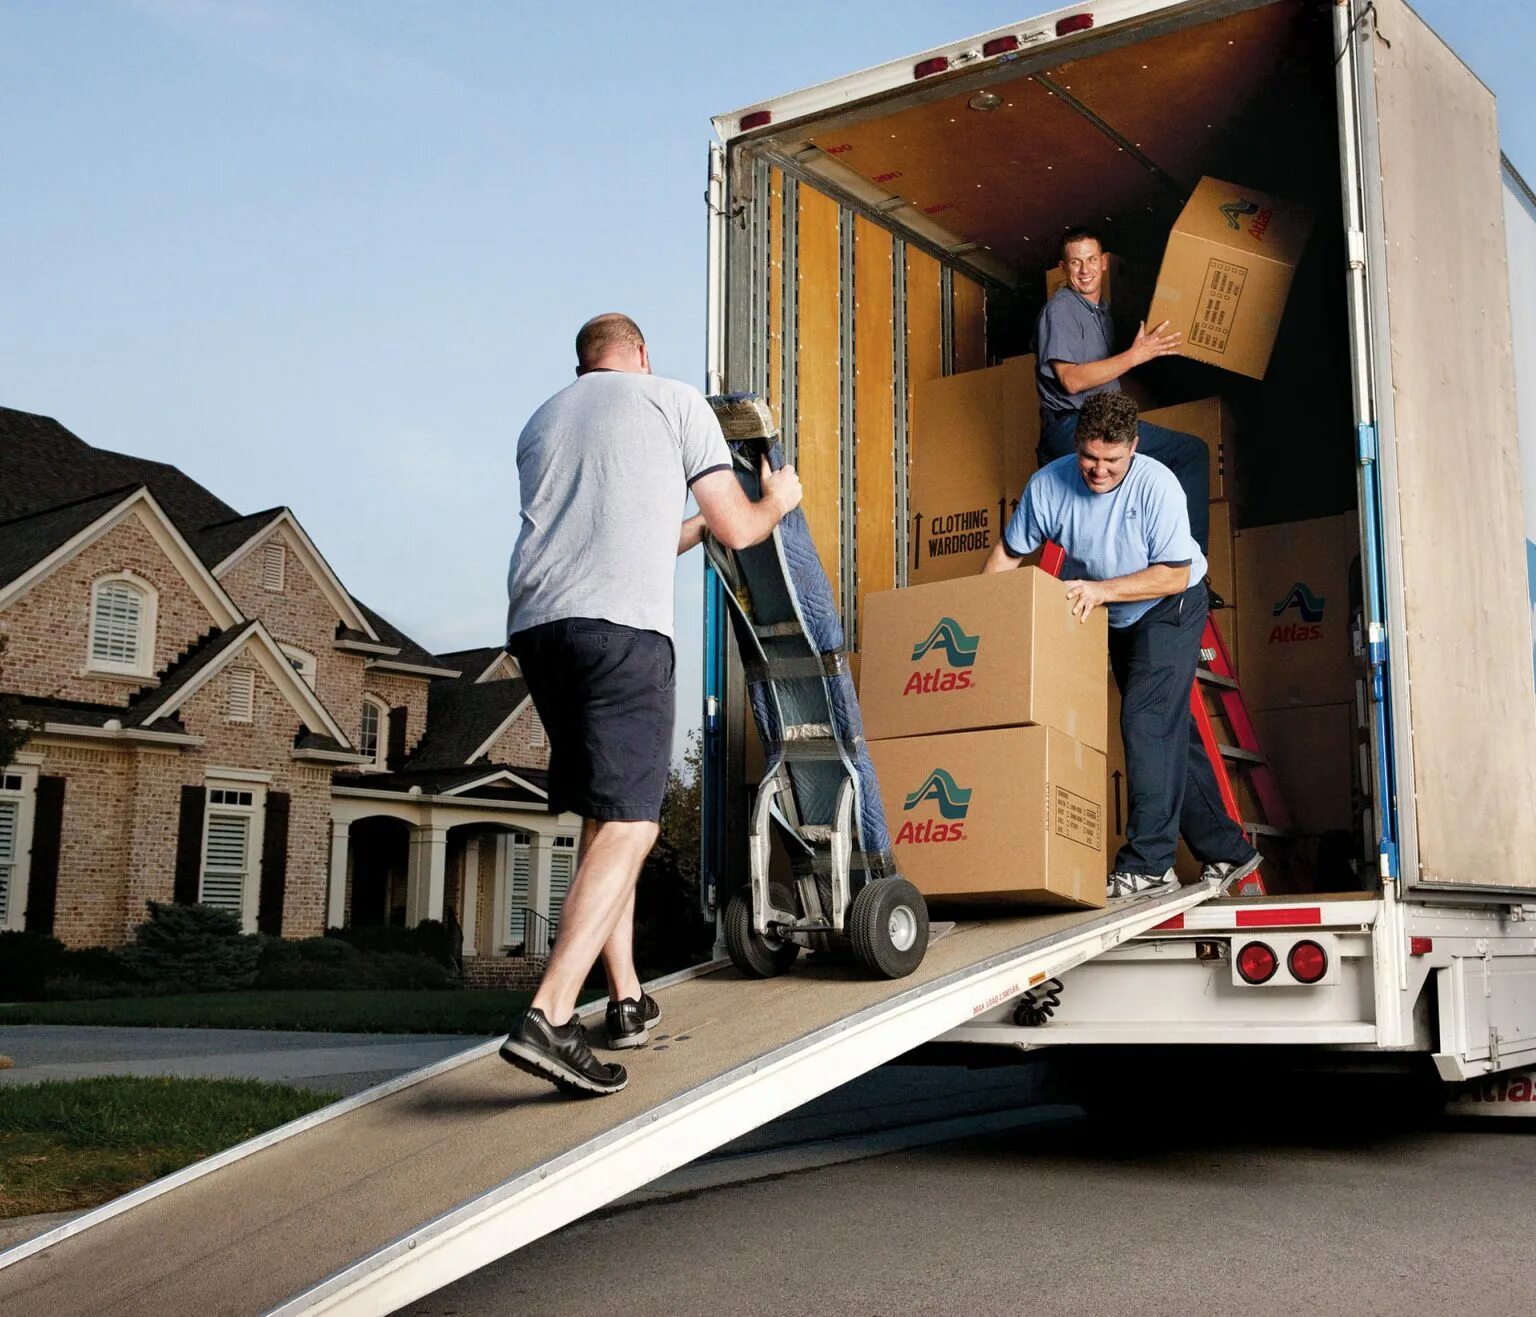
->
xmin=1198 ymin=852 xmax=1263 ymax=893
xmin=1106 ymin=868 xmax=1179 ymax=900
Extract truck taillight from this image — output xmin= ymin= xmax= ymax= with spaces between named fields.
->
xmin=1056 ymin=14 xmax=1094 ymax=35
xmin=914 ymin=56 xmax=950 ymax=79
xmin=1287 ymin=940 xmax=1329 ymax=984
xmin=1236 ymin=941 xmax=1278 ymax=985
xmin=983 ymin=36 xmax=1020 ymax=56
xmin=739 ymin=110 xmax=772 ymax=131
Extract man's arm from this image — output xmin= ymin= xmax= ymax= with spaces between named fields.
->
xmin=690 ymin=458 xmax=803 ymax=551
xmin=982 ymin=542 xmax=1024 ymax=574
xmin=1053 ymin=319 xmax=1183 ymax=396
xmin=678 ymin=513 xmax=707 ymax=555
xmin=1063 ymin=563 xmax=1190 ymax=623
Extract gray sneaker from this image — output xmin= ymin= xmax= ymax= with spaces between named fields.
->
xmin=1106 ymin=868 xmax=1179 ymax=900
xmin=1199 ymin=852 xmax=1263 ymax=893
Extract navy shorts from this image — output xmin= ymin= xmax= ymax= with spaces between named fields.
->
xmin=508 ymin=618 xmax=675 ymax=823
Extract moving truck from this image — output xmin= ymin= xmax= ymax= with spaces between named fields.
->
xmin=703 ymin=0 xmax=1536 ymax=1085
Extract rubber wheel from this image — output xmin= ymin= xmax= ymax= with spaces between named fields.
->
xmin=725 ymin=883 xmax=801 ymax=978
xmin=848 ymin=878 xmax=929 ymax=979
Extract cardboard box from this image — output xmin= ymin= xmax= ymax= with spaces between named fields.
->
xmin=1236 ymin=514 xmax=1360 ymax=712
xmin=909 ymin=355 xmax=1039 ymax=585
xmin=860 ymin=568 xmax=1108 ymax=751
xmin=872 ymin=725 xmax=1106 ymax=908
xmin=1206 ymin=501 xmax=1235 ymax=605
xmin=1141 ymin=396 xmax=1236 ymax=503
xmin=1146 ymin=177 xmax=1314 ymax=380
xmin=1253 ymin=702 xmax=1358 ymax=835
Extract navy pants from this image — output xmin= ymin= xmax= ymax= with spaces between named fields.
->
xmin=1039 ymin=410 xmax=1211 ymax=554
xmin=1109 ymin=586 xmax=1255 ymax=876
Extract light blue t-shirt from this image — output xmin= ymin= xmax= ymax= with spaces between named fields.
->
xmin=1003 ymin=453 xmax=1206 ymax=628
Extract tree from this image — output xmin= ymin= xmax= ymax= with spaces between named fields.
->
xmin=0 ymin=636 xmax=33 ymax=769
xmin=633 ymin=731 xmax=713 ymax=974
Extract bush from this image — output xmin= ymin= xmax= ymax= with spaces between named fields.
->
xmin=120 ymin=902 xmax=261 ymax=993
xmin=0 ymin=930 xmax=64 ymax=1002
xmin=327 ymin=919 xmax=456 ymax=967
xmin=256 ymin=937 xmax=455 ymax=991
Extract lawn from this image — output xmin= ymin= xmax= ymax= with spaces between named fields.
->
xmin=0 ymin=1076 xmax=334 ymax=1218
xmin=0 ymin=990 xmax=536 ymax=1035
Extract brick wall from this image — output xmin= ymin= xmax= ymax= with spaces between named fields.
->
xmin=484 ymin=702 xmax=551 ymax=771
xmin=30 ymin=742 xmax=135 ymax=948
xmin=0 ymin=511 xmax=222 ymax=707
xmin=462 ymin=955 xmax=548 ymax=990
xmin=366 ymin=671 xmax=431 ymax=760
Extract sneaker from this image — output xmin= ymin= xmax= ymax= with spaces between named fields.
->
xmin=605 ymin=992 xmax=663 ymax=1050
xmin=499 ymin=1007 xmax=628 ymax=1096
xmin=1106 ymin=868 xmax=1180 ymax=900
xmin=1199 ymin=851 xmax=1263 ymax=893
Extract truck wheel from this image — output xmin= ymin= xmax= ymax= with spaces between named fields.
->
xmin=849 ymin=879 xmax=929 ymax=979
xmin=725 ymin=884 xmax=801 ymax=978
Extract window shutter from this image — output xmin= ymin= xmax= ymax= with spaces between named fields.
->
xmin=257 ymin=791 xmax=290 ymax=936
xmin=548 ymin=847 xmax=575 ymax=929
xmin=91 ymin=582 xmax=142 ymax=665
xmin=174 ymin=786 xmax=205 ymax=905
xmin=0 ymin=800 xmax=17 ymax=926
xmin=386 ymin=706 xmax=408 ymax=770
xmin=24 ymin=776 xmax=65 ymax=935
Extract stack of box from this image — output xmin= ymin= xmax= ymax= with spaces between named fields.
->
xmin=860 ymin=568 xmax=1109 ymax=909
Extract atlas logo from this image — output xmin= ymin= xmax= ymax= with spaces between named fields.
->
xmin=1220 ymin=197 xmax=1273 ymax=240
xmin=905 ymin=617 xmax=979 ymax=696
xmin=896 ymin=768 xmax=971 ymax=845
xmin=1269 ymin=582 xmax=1325 ymax=644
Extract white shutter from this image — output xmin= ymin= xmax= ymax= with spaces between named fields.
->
xmin=0 ymin=799 xmax=16 ymax=924
xmin=227 ymin=669 xmax=255 ymax=722
xmin=507 ymin=835 xmax=530 ymax=941
xmin=201 ymin=812 xmax=249 ymax=913
xmin=91 ymin=583 xmax=142 ymax=665
xmin=261 ymin=542 xmax=286 ymax=592
xmin=548 ymin=848 xmax=574 ymax=929
xmin=530 ymin=709 xmax=546 ymax=749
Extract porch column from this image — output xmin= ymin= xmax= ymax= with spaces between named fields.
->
xmin=528 ymin=832 xmax=557 ymax=926
xmin=326 ymin=820 xmax=350 ymax=931
xmin=406 ymin=825 xmax=448 ymax=926
xmin=460 ymin=836 xmax=481 ymax=956
xmin=490 ymin=833 xmax=511 ymax=951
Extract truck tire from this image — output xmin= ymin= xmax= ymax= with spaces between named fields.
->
xmin=725 ymin=884 xmax=801 ymax=978
xmin=849 ymin=878 xmax=929 ymax=979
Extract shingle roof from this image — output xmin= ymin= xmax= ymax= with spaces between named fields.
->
xmin=192 ymin=508 xmax=285 ymax=570
xmin=353 ymin=600 xmax=457 ymax=676
xmin=434 ymin=646 xmax=509 ymax=684
xmin=0 ymin=486 xmax=140 ymax=590
xmin=408 ymin=678 xmax=531 ymax=770
xmin=123 ymin=624 xmax=250 ymax=726
xmin=332 ymin=764 xmax=548 ymax=804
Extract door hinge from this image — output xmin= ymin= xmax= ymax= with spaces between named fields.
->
xmin=1356 ymin=421 xmax=1377 ymax=464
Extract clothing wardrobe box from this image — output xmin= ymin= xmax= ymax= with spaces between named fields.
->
xmin=871 ymin=725 xmax=1107 ymax=909
xmin=860 ymin=567 xmax=1107 ymax=751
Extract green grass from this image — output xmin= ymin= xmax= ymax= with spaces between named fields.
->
xmin=0 ymin=1076 xmax=334 ymax=1218
xmin=0 ymin=990 xmax=536 ymax=1035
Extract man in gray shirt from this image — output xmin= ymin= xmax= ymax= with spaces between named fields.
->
xmin=500 ymin=313 xmax=802 ymax=1097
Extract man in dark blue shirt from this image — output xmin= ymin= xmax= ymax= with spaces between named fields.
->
xmin=1034 ymin=227 xmax=1214 ymax=567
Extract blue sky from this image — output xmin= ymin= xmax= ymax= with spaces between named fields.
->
xmin=4 ymin=0 xmax=1530 ymax=759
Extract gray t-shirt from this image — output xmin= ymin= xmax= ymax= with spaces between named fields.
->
xmin=1034 ymin=287 xmax=1119 ymax=415
xmin=506 ymin=371 xmax=732 ymax=641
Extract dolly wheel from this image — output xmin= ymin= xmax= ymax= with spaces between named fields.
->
xmin=849 ymin=879 xmax=929 ymax=980
xmin=725 ymin=883 xmax=801 ymax=978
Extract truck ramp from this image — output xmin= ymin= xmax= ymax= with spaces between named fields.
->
xmin=0 ymin=884 xmax=1211 ymax=1316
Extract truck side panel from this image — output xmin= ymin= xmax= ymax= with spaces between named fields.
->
xmin=854 ymin=215 xmax=897 ymax=645
xmin=796 ymin=184 xmax=844 ymax=600
xmin=1370 ymin=0 xmax=1536 ymax=888
xmin=1503 ymin=161 xmax=1536 ymax=689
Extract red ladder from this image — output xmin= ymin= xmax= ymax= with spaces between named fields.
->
xmin=1040 ymin=541 xmax=1286 ymax=895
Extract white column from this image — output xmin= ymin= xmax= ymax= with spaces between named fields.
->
xmin=460 ymin=836 xmax=481 ymax=956
xmin=326 ymin=820 xmax=350 ymax=931
xmin=406 ymin=825 xmax=448 ymax=926
xmin=528 ymin=832 xmax=556 ymax=924
xmin=491 ymin=833 xmax=511 ymax=951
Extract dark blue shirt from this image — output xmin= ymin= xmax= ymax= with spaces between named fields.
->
xmin=1034 ymin=287 xmax=1119 ymax=415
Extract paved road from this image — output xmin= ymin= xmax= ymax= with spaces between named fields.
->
xmin=406 ymin=1107 xmax=1536 ymax=1316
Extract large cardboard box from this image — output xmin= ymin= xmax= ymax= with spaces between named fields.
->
xmin=909 ymin=355 xmax=1039 ymax=585
xmin=1236 ymin=514 xmax=1359 ymax=711
xmin=872 ymin=725 xmax=1106 ymax=909
xmin=1141 ymin=396 xmax=1236 ymax=503
xmin=1206 ymin=501 xmax=1235 ymax=605
xmin=1253 ymin=702 xmax=1357 ymax=835
xmin=1146 ymin=177 xmax=1314 ymax=380
xmin=860 ymin=568 xmax=1108 ymax=751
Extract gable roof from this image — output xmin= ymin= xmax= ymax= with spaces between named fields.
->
xmin=355 ymin=601 xmax=458 ymax=678
xmin=0 ymin=486 xmax=141 ymax=592
xmin=332 ymin=764 xmax=549 ymax=805
xmin=408 ymin=677 xmax=531 ymax=770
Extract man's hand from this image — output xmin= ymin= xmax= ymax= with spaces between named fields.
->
xmin=1065 ymin=579 xmax=1113 ymax=623
xmin=1127 ymin=319 xmax=1184 ymax=368
xmin=760 ymin=455 xmax=803 ymax=517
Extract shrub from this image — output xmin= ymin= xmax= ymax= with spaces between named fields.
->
xmin=327 ymin=919 xmax=456 ymax=967
xmin=120 ymin=902 xmax=261 ymax=993
xmin=0 ymin=930 xmax=64 ymax=1002
xmin=256 ymin=937 xmax=455 ymax=991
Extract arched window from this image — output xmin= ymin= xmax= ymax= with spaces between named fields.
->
xmin=359 ymin=696 xmax=387 ymax=769
xmin=88 ymin=573 xmax=157 ymax=677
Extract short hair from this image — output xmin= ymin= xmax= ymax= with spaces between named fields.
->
xmin=1076 ymin=393 xmax=1139 ymax=447
xmin=575 ymin=313 xmax=645 ymax=370
xmin=1058 ymin=226 xmax=1104 ymax=263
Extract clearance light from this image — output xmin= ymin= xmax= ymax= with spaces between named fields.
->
xmin=914 ymin=56 xmax=950 ymax=79
xmin=983 ymin=36 xmax=1021 ymax=56
xmin=739 ymin=110 xmax=772 ymax=131
xmin=1056 ymin=14 xmax=1095 ymax=35
xmin=1409 ymin=936 xmax=1434 ymax=956
xmin=1287 ymin=940 xmax=1329 ymax=985
xmin=1236 ymin=941 xmax=1278 ymax=985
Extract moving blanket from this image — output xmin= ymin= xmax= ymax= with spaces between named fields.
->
xmin=705 ymin=393 xmax=898 ymax=889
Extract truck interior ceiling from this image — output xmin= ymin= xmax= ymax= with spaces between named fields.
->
xmin=739 ymin=0 xmax=1376 ymax=895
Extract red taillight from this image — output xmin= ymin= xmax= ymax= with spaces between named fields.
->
xmin=983 ymin=35 xmax=1020 ymax=56
xmin=1236 ymin=941 xmax=1278 ymax=985
xmin=1056 ymin=14 xmax=1095 ymax=35
xmin=1288 ymin=940 xmax=1329 ymax=984
xmin=739 ymin=110 xmax=772 ymax=132
xmin=914 ymin=56 xmax=950 ymax=79
xmin=1409 ymin=936 xmax=1433 ymax=956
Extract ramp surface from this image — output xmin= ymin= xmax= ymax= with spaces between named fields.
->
xmin=0 ymin=888 xmax=1207 ymax=1315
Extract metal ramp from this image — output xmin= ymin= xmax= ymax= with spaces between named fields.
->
xmin=0 ymin=884 xmax=1213 ymax=1316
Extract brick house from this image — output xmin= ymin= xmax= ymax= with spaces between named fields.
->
xmin=0 ymin=406 xmax=578 ymax=980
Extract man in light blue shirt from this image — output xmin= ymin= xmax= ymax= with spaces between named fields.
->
xmin=985 ymin=392 xmax=1259 ymax=899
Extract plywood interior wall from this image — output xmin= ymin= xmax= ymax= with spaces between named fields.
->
xmin=796 ymin=184 xmax=843 ymax=600
xmin=952 ymin=273 xmax=987 ymax=374
xmin=768 ymin=168 xmax=784 ymax=422
xmin=853 ymin=215 xmax=896 ymax=640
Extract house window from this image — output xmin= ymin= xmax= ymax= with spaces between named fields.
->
xmin=0 ymin=769 xmax=37 ymax=932
xmin=548 ymin=835 xmax=576 ymax=929
xmin=281 ymin=645 xmax=317 ymax=691
xmin=529 ymin=708 xmax=547 ymax=750
xmin=88 ymin=574 xmax=157 ymax=676
xmin=261 ymin=542 xmax=286 ymax=592
xmin=227 ymin=668 xmax=255 ymax=723
xmin=201 ymin=786 xmax=259 ymax=920
xmin=359 ymin=697 xmax=386 ymax=768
